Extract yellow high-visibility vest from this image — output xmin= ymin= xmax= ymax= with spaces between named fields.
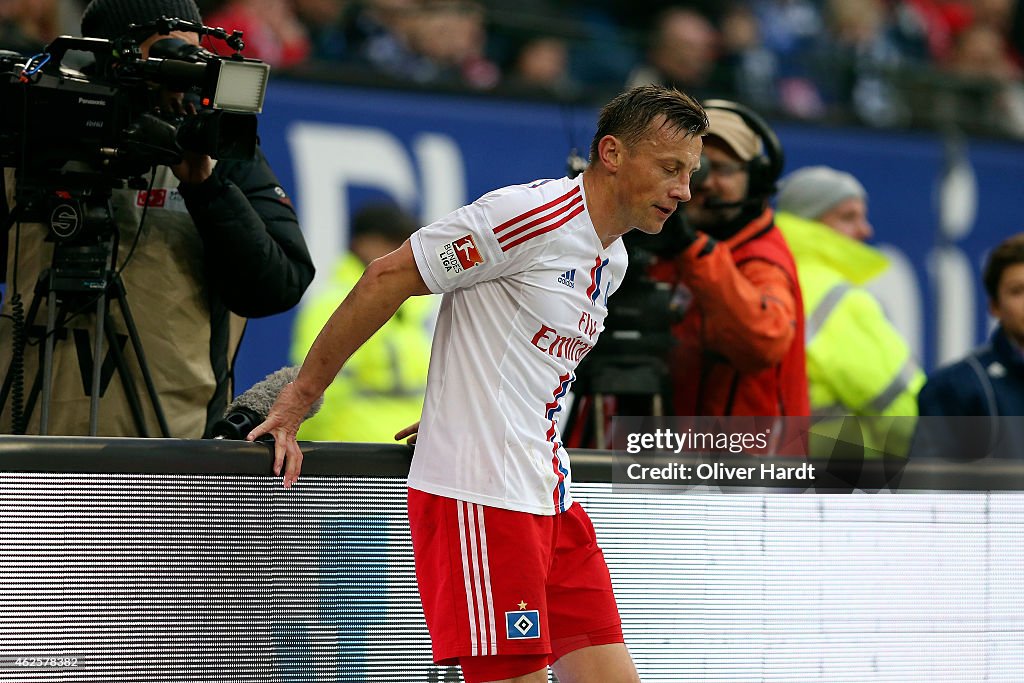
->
xmin=290 ymin=253 xmax=434 ymax=442
xmin=777 ymin=212 xmax=925 ymax=456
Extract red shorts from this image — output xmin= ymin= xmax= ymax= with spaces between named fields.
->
xmin=407 ymin=488 xmax=623 ymax=669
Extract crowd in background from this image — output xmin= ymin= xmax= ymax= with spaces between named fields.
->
xmin=3 ymin=0 xmax=1024 ymax=137
xmin=1 ymin=0 xmax=1020 ymax=452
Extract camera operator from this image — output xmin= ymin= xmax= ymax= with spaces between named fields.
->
xmin=0 ymin=0 xmax=314 ymax=437
xmin=648 ymin=101 xmax=809 ymax=417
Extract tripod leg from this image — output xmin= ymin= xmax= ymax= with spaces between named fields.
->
xmin=24 ymin=359 xmax=42 ymax=429
xmin=111 ymin=276 xmax=170 ymax=437
xmin=88 ymin=291 xmax=107 ymax=436
xmin=103 ymin=312 xmax=149 ymax=437
xmin=39 ymin=288 xmax=60 ymax=435
xmin=22 ymin=291 xmax=63 ymax=432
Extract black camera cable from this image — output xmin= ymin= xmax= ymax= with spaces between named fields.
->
xmin=5 ymin=204 xmax=26 ymax=434
xmin=116 ymin=165 xmax=157 ymax=276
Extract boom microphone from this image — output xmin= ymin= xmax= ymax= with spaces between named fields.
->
xmin=209 ymin=366 xmax=323 ymax=440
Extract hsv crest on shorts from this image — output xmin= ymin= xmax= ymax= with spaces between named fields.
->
xmin=505 ymin=607 xmax=541 ymax=639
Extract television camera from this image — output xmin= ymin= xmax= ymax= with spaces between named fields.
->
xmin=0 ymin=15 xmax=269 ymax=225
xmin=0 ymin=17 xmax=270 ymax=436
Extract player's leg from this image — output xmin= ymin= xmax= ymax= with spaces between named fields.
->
xmin=459 ymin=654 xmax=549 ymax=682
xmin=550 ymin=642 xmax=639 ymax=683
xmin=545 ymin=502 xmax=640 ymax=682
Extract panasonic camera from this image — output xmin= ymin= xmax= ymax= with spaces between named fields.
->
xmin=0 ymin=16 xmax=270 ymax=191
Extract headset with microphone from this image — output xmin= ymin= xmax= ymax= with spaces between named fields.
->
xmin=699 ymin=99 xmax=785 ymax=204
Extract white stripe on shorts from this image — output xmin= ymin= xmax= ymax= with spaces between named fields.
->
xmin=458 ymin=500 xmax=497 ymax=656
xmin=456 ymin=501 xmax=479 ymax=655
xmin=475 ymin=503 xmax=498 ymax=655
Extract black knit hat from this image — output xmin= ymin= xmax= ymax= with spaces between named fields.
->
xmin=81 ymin=0 xmax=203 ymax=40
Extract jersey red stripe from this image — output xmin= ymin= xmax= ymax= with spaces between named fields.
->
xmin=496 ymin=193 xmax=583 ymax=246
xmin=501 ymin=203 xmax=586 ymax=252
xmin=492 ymin=186 xmax=580 ymax=236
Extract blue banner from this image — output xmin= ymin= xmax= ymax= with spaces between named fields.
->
xmin=237 ymin=79 xmax=1024 ymax=393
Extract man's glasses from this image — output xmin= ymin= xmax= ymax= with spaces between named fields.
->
xmin=705 ymin=160 xmax=747 ymax=177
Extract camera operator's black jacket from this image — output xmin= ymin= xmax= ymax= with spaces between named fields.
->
xmin=0 ymin=148 xmax=314 ymax=437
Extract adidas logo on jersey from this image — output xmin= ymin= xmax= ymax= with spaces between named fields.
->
xmin=558 ymin=269 xmax=576 ymax=288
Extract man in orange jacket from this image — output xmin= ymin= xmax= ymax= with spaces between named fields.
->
xmin=649 ymin=101 xmax=809 ymax=417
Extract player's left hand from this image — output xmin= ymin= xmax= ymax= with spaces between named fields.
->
xmin=248 ymin=382 xmax=317 ymax=488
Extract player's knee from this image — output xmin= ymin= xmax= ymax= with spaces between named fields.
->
xmin=550 ymin=640 xmax=638 ymax=683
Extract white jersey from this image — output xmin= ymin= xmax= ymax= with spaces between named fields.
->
xmin=408 ymin=174 xmax=627 ymax=515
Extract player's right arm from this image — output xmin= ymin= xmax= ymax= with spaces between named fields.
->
xmin=248 ymin=240 xmax=430 ymax=486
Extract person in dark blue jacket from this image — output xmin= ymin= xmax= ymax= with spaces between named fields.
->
xmin=914 ymin=233 xmax=1024 ymax=459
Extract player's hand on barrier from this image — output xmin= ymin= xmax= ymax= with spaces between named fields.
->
xmin=247 ymin=381 xmax=317 ymax=488
xmin=395 ymin=421 xmax=420 ymax=445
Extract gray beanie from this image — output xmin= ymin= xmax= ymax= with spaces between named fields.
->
xmin=81 ymin=0 xmax=202 ymax=40
xmin=776 ymin=166 xmax=867 ymax=220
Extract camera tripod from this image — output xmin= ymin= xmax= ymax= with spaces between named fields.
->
xmin=0 ymin=196 xmax=170 ymax=436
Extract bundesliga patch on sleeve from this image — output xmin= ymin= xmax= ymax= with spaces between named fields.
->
xmin=437 ymin=234 xmax=485 ymax=281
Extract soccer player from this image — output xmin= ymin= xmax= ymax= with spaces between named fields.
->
xmin=250 ymin=84 xmax=708 ymax=682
